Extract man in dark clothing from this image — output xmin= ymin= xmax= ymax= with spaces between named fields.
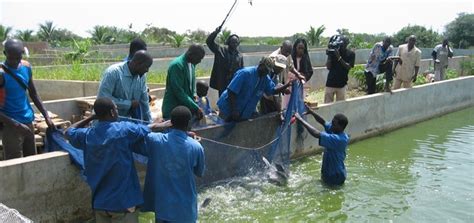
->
xmin=206 ymin=26 xmax=244 ymax=96
xmin=125 ymin=38 xmax=147 ymax=61
xmin=324 ymin=36 xmax=355 ymax=103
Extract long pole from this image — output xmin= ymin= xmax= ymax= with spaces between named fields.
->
xmin=219 ymin=0 xmax=238 ymax=29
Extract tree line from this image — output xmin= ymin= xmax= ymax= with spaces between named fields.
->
xmin=0 ymin=13 xmax=472 ymax=49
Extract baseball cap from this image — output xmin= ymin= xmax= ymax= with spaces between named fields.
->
xmin=259 ymin=56 xmax=274 ymax=73
xmin=273 ymin=54 xmax=287 ymax=69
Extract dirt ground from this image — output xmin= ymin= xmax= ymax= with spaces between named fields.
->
xmin=305 ymin=88 xmax=367 ymax=104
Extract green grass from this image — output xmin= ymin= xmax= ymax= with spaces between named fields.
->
xmin=33 ymin=63 xmax=210 ymax=84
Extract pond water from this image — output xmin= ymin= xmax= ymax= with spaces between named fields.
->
xmin=196 ymin=107 xmax=474 ymax=222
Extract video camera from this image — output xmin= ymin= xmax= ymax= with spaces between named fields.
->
xmin=326 ymin=35 xmax=344 ymax=56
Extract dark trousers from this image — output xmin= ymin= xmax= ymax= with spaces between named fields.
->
xmin=365 ymin=71 xmax=377 ymax=94
xmin=365 ymin=61 xmax=393 ymax=95
xmin=2 ymin=123 xmax=36 ymax=160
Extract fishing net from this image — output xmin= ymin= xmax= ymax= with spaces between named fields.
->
xmin=0 ymin=203 xmax=33 ymax=223
xmin=44 ymin=81 xmax=306 ymax=184
xmin=195 ymin=81 xmax=305 ymax=183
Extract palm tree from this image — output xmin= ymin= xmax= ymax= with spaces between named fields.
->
xmin=218 ymin=29 xmax=231 ymax=44
xmin=16 ymin=29 xmax=34 ymax=42
xmin=37 ymin=21 xmax=56 ymax=43
xmin=0 ymin=24 xmax=13 ymax=42
xmin=89 ymin=26 xmax=113 ymax=44
xmin=306 ymin=25 xmax=325 ymax=46
xmin=167 ymin=33 xmax=187 ymax=48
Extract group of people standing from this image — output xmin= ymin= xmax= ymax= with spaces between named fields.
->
xmin=0 ymin=25 xmax=455 ymax=222
xmin=364 ymin=35 xmax=454 ymax=95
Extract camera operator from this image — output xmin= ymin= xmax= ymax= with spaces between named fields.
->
xmin=324 ymin=35 xmax=355 ymax=103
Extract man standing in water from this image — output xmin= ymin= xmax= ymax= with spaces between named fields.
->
xmin=294 ymin=105 xmax=349 ymax=186
xmin=207 ymin=26 xmax=244 ymax=96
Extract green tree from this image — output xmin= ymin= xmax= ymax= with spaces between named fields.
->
xmin=142 ymin=26 xmax=176 ymax=43
xmin=37 ymin=21 xmax=56 ymax=43
xmin=218 ymin=28 xmax=231 ymax=44
xmin=52 ymin=28 xmax=82 ymax=46
xmin=89 ymin=25 xmax=114 ymax=44
xmin=64 ymin=39 xmax=96 ymax=62
xmin=167 ymin=33 xmax=187 ymax=48
xmin=306 ymin=25 xmax=325 ymax=46
xmin=336 ymin=28 xmax=350 ymax=36
xmin=187 ymin=29 xmax=208 ymax=43
xmin=393 ymin=25 xmax=441 ymax=48
xmin=444 ymin=13 xmax=474 ymax=49
xmin=15 ymin=29 xmax=35 ymax=42
xmin=0 ymin=24 xmax=13 ymax=42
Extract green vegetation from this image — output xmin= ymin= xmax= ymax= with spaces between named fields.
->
xmin=33 ymin=64 xmax=210 ymax=84
xmin=0 ymin=13 xmax=472 ymax=49
xmin=0 ymin=24 xmax=13 ymax=42
xmin=348 ymin=64 xmax=385 ymax=92
xmin=306 ymin=25 xmax=326 ymax=46
xmin=460 ymin=58 xmax=474 ymax=76
xmin=392 ymin=25 xmax=441 ymax=48
xmin=167 ymin=33 xmax=187 ymax=48
xmin=445 ymin=13 xmax=474 ymax=49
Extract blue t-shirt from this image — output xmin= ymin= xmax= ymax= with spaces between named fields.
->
xmin=65 ymin=121 xmax=150 ymax=211
xmin=197 ymin=96 xmax=212 ymax=115
xmin=137 ymin=129 xmax=205 ymax=223
xmin=319 ymin=122 xmax=349 ymax=178
xmin=0 ymin=62 xmax=34 ymax=124
xmin=217 ymin=66 xmax=275 ymax=120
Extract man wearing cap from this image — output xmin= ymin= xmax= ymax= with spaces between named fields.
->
xmin=260 ymin=41 xmax=306 ymax=114
xmin=217 ymin=57 xmax=292 ymax=122
xmin=259 ymin=55 xmax=288 ymax=115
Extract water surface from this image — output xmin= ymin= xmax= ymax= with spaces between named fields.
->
xmin=198 ymin=107 xmax=474 ymax=222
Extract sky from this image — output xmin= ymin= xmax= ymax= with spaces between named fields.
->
xmin=0 ymin=0 xmax=473 ymax=38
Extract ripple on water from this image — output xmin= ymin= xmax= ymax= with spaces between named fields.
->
xmin=198 ymin=108 xmax=474 ymax=222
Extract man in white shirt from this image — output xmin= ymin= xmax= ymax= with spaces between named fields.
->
xmin=393 ymin=35 xmax=421 ymax=89
xmin=432 ymin=38 xmax=454 ymax=81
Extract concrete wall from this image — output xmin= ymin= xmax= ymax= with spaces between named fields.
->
xmin=35 ymin=80 xmax=164 ymax=101
xmin=34 ymin=56 xmax=470 ymax=103
xmin=1 ymin=76 xmax=473 ymax=222
xmin=33 ymin=48 xmax=474 ymax=74
xmin=0 ymin=152 xmax=92 ymax=223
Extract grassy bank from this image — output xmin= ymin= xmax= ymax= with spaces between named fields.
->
xmin=33 ymin=63 xmax=211 ymax=83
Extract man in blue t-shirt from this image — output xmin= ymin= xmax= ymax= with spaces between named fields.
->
xmin=64 ymin=98 xmax=163 ymax=223
xmin=217 ymin=56 xmax=292 ymax=122
xmin=294 ymin=105 xmax=350 ymax=186
xmin=136 ymin=106 xmax=205 ymax=223
xmin=0 ymin=39 xmax=55 ymax=160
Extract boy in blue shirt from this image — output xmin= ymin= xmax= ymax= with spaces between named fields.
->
xmin=294 ymin=105 xmax=349 ymax=186
xmin=65 ymin=98 xmax=156 ymax=223
xmin=196 ymin=80 xmax=212 ymax=115
xmin=136 ymin=106 xmax=205 ymax=223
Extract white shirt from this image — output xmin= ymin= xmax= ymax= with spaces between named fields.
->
xmin=395 ymin=44 xmax=421 ymax=82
